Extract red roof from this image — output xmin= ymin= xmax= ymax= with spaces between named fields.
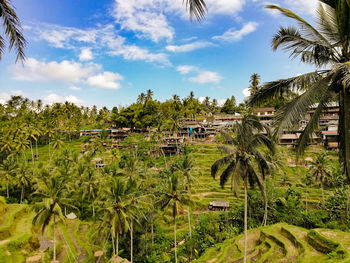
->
xmin=322 ymin=131 xmax=338 ymax=135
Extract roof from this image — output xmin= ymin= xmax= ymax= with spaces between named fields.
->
xmin=280 ymin=134 xmax=299 ymax=140
xmin=322 ymin=131 xmax=338 ymax=135
xmin=66 ymin=212 xmax=77 ymax=219
xmin=253 ymin=107 xmax=275 ymax=112
xmin=210 ymin=201 xmax=230 ymax=207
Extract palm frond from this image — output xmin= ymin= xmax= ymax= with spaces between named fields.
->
xmin=296 ymin=92 xmax=336 ymax=156
xmin=266 ymin=5 xmax=332 ymax=46
xmin=273 ymin=76 xmax=331 ymax=133
xmin=220 ymin=161 xmax=236 ymax=188
xmin=211 ymin=155 xmax=233 ymax=178
xmin=248 ymin=71 xmax=325 ymax=107
xmin=0 ymin=0 xmax=26 ymax=62
xmin=185 ymin=0 xmax=207 ymax=21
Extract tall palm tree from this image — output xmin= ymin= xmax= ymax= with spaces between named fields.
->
xmin=171 ymin=148 xmax=196 ymax=238
xmin=309 ymin=152 xmax=330 ymax=203
xmin=16 ymin=161 xmax=31 ymax=203
xmin=102 ymin=177 xmax=141 ymax=262
xmin=157 ymin=173 xmax=191 ymax=263
xmin=13 ymin=133 xmax=29 ymax=161
xmin=82 ymin=168 xmax=99 ymax=217
xmin=248 ymin=1 xmax=350 ymax=181
xmin=0 ymin=0 xmax=26 ymax=62
xmin=146 ymin=89 xmax=153 ymax=102
xmin=0 ymin=155 xmax=17 ymax=198
xmin=32 ymin=172 xmax=71 ymax=262
xmin=211 ymin=115 xmax=274 ymax=263
xmin=249 ymin=73 xmax=261 ymax=96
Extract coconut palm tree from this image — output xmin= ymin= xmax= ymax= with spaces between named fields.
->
xmin=16 ymin=161 xmax=31 ymax=203
xmin=32 ymin=171 xmax=72 ymax=262
xmin=211 ymin=115 xmax=274 ymax=263
xmin=309 ymin=152 xmax=330 ymax=203
xmin=157 ymin=173 xmax=191 ymax=263
xmin=171 ymin=147 xmax=196 ymax=238
xmin=82 ymin=168 xmax=99 ymax=217
xmin=248 ymin=1 xmax=350 ymax=181
xmin=249 ymin=73 xmax=261 ymax=96
xmin=0 ymin=0 xmax=26 ymax=62
xmin=102 ymin=177 xmax=141 ymax=262
xmin=0 ymin=155 xmax=17 ymax=198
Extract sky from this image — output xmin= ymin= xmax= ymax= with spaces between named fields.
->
xmin=0 ymin=0 xmax=320 ymax=108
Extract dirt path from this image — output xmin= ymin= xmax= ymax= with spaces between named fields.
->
xmin=68 ymin=220 xmax=89 ymax=262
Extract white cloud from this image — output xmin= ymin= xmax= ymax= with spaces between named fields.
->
xmin=69 ymin=85 xmax=81 ymax=91
xmin=43 ymin=93 xmax=84 ymax=106
xmin=283 ymin=0 xmax=318 ymax=15
xmin=113 ymin=0 xmax=174 ymax=42
xmin=112 ymin=0 xmax=246 ymax=43
xmin=0 ymin=90 xmax=24 ymax=104
xmin=213 ymin=22 xmax=258 ymax=42
xmin=9 ymin=57 xmax=124 ymax=89
xmin=166 ymin=41 xmax=212 ymax=53
xmin=79 ymin=47 xmax=93 ymax=61
xmin=189 ymin=71 xmax=222 ymax=84
xmin=28 ymin=23 xmax=169 ymax=65
xmin=9 ymin=58 xmax=100 ymax=83
xmin=217 ymin=98 xmax=226 ymax=106
xmin=87 ymin=72 xmax=123 ymax=89
xmin=176 ymin=65 xmax=197 ymax=75
xmin=242 ymin=88 xmax=250 ymax=97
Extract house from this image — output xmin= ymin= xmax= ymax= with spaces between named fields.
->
xmin=253 ymin=107 xmax=275 ymax=126
xmin=209 ymin=201 xmax=230 ymax=211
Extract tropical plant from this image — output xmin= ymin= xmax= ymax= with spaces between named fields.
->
xmin=248 ymin=1 xmax=350 ymax=181
xmin=32 ymin=172 xmax=72 ymax=262
xmin=0 ymin=155 xmax=17 ymax=198
xmin=0 ymin=0 xmax=26 ymax=62
xmin=157 ymin=173 xmax=191 ymax=263
xmin=309 ymin=153 xmax=330 ymax=203
xmin=211 ymin=115 xmax=274 ymax=263
xmin=16 ymin=161 xmax=31 ymax=203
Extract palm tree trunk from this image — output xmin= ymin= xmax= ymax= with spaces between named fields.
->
xmin=244 ymin=176 xmax=248 ymax=263
xmin=30 ymin=140 xmax=34 ymax=165
xmin=35 ymin=140 xmax=38 ymax=159
xmin=6 ymin=180 xmax=9 ymax=198
xmin=112 ymin=232 xmax=116 ymax=256
xmin=20 ymin=185 xmax=24 ymax=203
xmin=53 ymin=214 xmax=56 ymax=262
xmin=92 ymin=201 xmax=95 ymax=218
xmin=49 ymin=137 xmax=51 ymax=161
xmin=262 ymin=178 xmax=268 ymax=226
xmin=187 ymin=206 xmax=192 ymax=238
xmin=321 ymin=181 xmax=325 ymax=204
xmin=116 ymin=232 xmax=119 ymax=258
xmin=174 ymin=216 xmax=177 ymax=263
xmin=130 ymin=221 xmax=133 ymax=263
xmin=151 ymin=215 xmax=154 ymax=246
xmin=341 ymin=84 xmax=350 ymax=183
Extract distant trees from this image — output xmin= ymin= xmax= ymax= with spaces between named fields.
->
xmin=221 ymin=96 xmax=236 ymax=114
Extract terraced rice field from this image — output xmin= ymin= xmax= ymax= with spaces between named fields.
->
xmin=193 ymin=223 xmax=350 ymax=262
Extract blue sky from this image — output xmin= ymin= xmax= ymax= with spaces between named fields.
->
xmin=0 ymin=0 xmax=319 ymax=108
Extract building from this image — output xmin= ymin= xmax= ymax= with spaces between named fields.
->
xmin=253 ymin=107 xmax=275 ymax=126
xmin=209 ymin=201 xmax=230 ymax=211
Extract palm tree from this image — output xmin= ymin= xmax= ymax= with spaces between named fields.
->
xmin=249 ymin=73 xmax=261 ymax=96
xmin=32 ymin=172 xmax=71 ymax=262
xmin=16 ymin=161 xmax=31 ymax=203
xmin=50 ymin=135 xmax=64 ymax=160
xmin=146 ymin=89 xmax=153 ymax=102
xmin=309 ymin=153 xmax=330 ymax=203
xmin=0 ymin=155 xmax=17 ymax=198
xmin=157 ymin=173 xmax=191 ymax=263
xmin=211 ymin=115 xmax=274 ymax=263
xmin=26 ymin=125 xmax=39 ymax=164
xmin=171 ymin=148 xmax=196 ymax=238
xmin=0 ymin=0 xmax=26 ymax=62
xmin=82 ymin=168 xmax=99 ymax=217
xmin=248 ymin=1 xmax=350 ymax=181
xmin=13 ymin=133 xmax=29 ymax=161
xmin=102 ymin=177 xmax=141 ymax=262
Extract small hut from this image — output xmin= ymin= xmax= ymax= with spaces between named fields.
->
xmin=209 ymin=201 xmax=230 ymax=211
